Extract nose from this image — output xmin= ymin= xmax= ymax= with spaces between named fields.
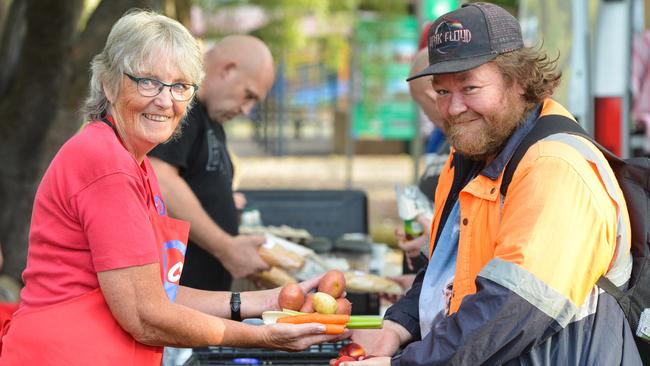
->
xmin=447 ymin=92 xmax=467 ymax=116
xmin=153 ymin=87 xmax=174 ymax=109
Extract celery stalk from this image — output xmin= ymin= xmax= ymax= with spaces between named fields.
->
xmin=346 ymin=315 xmax=383 ymax=329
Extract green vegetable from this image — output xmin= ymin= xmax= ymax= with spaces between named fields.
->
xmin=345 ymin=315 xmax=383 ymax=329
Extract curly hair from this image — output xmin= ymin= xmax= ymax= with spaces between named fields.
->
xmin=493 ymin=46 xmax=562 ymax=107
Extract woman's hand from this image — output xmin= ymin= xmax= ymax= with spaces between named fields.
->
xmin=260 ymin=322 xmax=350 ymax=351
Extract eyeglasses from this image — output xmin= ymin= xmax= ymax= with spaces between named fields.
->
xmin=124 ymin=73 xmax=198 ymax=102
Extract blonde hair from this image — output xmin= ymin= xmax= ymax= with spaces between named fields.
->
xmin=82 ymin=9 xmax=203 ymax=121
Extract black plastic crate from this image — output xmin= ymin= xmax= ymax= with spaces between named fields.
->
xmin=184 ymin=341 xmax=346 ymax=365
xmin=241 ymin=190 xmax=368 ymax=242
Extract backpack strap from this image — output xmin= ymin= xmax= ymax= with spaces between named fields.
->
xmin=596 ymin=276 xmax=628 ymax=304
xmin=501 ymin=115 xmax=591 ymax=197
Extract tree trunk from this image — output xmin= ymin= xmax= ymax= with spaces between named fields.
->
xmin=0 ymin=0 xmax=27 ymax=97
xmin=0 ymin=0 xmax=164 ymax=282
xmin=0 ymin=0 xmax=83 ymax=281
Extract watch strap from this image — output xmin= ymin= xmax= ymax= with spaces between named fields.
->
xmin=230 ymin=292 xmax=241 ymax=321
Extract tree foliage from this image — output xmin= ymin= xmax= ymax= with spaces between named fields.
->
xmin=199 ymin=0 xmax=407 ymax=72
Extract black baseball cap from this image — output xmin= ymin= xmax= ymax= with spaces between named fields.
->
xmin=407 ymin=2 xmax=523 ymax=80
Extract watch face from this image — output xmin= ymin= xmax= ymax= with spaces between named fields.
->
xmin=231 ymin=292 xmax=242 ymax=320
xmin=231 ymin=292 xmax=241 ymax=304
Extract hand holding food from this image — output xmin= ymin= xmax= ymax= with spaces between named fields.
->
xmin=267 ymin=270 xmax=382 ymax=335
xmin=260 ymin=322 xmax=345 ymax=352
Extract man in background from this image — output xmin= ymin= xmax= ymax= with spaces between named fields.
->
xmin=149 ymin=35 xmax=275 ymax=291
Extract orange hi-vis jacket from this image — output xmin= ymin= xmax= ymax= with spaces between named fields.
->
xmin=429 ymin=98 xmax=631 ymax=314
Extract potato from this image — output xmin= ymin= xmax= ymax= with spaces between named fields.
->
xmin=312 ymin=292 xmax=337 ymax=314
xmin=318 ymin=270 xmax=346 ymax=298
xmin=335 ymin=297 xmax=352 ymax=315
xmin=278 ymin=283 xmax=305 ymax=311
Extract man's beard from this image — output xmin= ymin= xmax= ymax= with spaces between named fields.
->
xmin=443 ymin=90 xmax=529 ymax=161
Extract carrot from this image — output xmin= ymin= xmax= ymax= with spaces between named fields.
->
xmin=277 ymin=313 xmax=350 ymax=325
xmin=324 ymin=324 xmax=346 ymax=335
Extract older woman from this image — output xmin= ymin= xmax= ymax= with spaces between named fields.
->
xmin=0 ymin=10 xmax=342 ymax=365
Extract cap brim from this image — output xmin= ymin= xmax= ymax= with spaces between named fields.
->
xmin=406 ymin=53 xmax=497 ymax=81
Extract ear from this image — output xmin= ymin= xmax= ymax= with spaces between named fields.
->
xmin=220 ymin=61 xmax=238 ymax=79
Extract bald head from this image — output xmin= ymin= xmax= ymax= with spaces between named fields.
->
xmin=204 ymin=35 xmax=274 ymax=79
xmin=199 ymin=35 xmax=275 ymax=123
xmin=408 ymin=49 xmax=442 ymax=128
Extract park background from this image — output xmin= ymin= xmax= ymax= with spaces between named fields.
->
xmin=0 ymin=0 xmax=647 ymax=295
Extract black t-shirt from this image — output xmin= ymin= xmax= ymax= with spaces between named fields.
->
xmin=149 ymin=100 xmax=237 ymax=291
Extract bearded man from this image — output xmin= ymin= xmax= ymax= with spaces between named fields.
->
xmin=345 ymin=3 xmax=642 ymax=365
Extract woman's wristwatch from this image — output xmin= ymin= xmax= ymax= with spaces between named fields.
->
xmin=230 ymin=292 xmax=241 ymax=321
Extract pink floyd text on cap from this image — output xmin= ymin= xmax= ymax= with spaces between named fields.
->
xmin=407 ymin=2 xmax=523 ymax=80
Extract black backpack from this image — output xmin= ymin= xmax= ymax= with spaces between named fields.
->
xmin=501 ymin=114 xmax=650 ymax=362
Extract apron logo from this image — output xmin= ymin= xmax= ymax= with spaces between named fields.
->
xmin=431 ymin=19 xmax=472 ymax=55
xmin=163 ymin=240 xmax=187 ymax=302
xmin=167 ymin=262 xmax=183 ymax=283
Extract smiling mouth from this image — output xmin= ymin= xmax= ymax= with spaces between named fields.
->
xmin=451 ymin=116 xmax=481 ymax=125
xmin=143 ymin=113 xmax=170 ymax=122
xmin=451 ymin=118 xmax=477 ymax=125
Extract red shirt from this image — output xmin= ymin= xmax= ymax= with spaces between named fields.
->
xmin=19 ymin=122 xmax=161 ymax=311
